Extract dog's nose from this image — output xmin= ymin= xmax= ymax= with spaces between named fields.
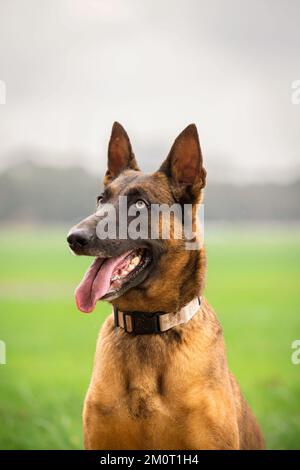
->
xmin=67 ymin=230 xmax=91 ymax=249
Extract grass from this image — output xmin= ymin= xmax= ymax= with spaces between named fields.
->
xmin=0 ymin=225 xmax=300 ymax=449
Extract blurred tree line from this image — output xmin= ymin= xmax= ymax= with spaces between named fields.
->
xmin=0 ymin=161 xmax=299 ymax=223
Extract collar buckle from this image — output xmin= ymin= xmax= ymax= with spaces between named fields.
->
xmin=114 ymin=307 xmax=162 ymax=335
xmin=130 ymin=311 xmax=161 ymax=335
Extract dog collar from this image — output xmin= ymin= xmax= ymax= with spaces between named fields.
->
xmin=113 ymin=297 xmax=201 ymax=335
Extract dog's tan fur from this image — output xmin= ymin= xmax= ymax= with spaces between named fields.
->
xmin=83 ymin=299 xmax=264 ymax=449
xmin=77 ymin=123 xmax=264 ymax=449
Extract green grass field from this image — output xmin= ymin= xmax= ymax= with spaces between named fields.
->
xmin=0 ymin=225 xmax=300 ymax=449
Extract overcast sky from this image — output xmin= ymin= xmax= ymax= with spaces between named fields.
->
xmin=0 ymin=0 xmax=299 ymax=182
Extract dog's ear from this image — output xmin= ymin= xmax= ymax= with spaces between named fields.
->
xmin=104 ymin=122 xmax=140 ymax=185
xmin=158 ymin=124 xmax=206 ymax=201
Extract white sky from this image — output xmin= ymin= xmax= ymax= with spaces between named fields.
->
xmin=0 ymin=0 xmax=299 ymax=182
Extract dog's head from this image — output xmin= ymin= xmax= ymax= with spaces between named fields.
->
xmin=67 ymin=122 xmax=206 ymax=313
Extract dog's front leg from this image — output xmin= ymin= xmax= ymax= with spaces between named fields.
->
xmin=83 ymin=398 xmax=115 ymax=450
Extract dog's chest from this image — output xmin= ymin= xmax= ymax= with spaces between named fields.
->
xmin=111 ymin=382 xmax=189 ymax=449
xmin=85 ymin=321 xmax=215 ymax=449
xmin=125 ymin=386 xmax=157 ymax=419
xmin=119 ymin=366 xmax=166 ymax=418
xmin=103 ymin=366 xmax=198 ymax=449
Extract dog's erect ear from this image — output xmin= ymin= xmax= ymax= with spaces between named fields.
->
xmin=104 ymin=122 xmax=140 ymax=185
xmin=158 ymin=124 xmax=206 ymax=201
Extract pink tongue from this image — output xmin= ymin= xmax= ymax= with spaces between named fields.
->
xmin=75 ymin=251 xmax=131 ymax=313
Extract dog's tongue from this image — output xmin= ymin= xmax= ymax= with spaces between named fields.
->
xmin=75 ymin=252 xmax=130 ymax=313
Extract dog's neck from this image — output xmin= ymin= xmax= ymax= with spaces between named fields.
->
xmin=113 ymin=297 xmax=201 ymax=335
xmin=111 ymin=247 xmax=206 ymax=315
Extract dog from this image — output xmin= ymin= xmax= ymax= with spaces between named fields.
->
xmin=67 ymin=122 xmax=265 ymax=450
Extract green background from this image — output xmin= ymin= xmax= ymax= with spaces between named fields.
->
xmin=0 ymin=226 xmax=299 ymax=449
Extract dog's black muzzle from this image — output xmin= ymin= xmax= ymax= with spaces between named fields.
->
xmin=67 ymin=213 xmax=144 ymax=258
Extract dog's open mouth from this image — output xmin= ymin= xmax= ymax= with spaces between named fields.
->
xmin=75 ymin=249 xmax=151 ymax=313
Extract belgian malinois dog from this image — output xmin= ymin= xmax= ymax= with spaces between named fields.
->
xmin=67 ymin=122 xmax=264 ymax=450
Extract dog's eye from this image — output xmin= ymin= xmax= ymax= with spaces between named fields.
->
xmin=96 ymin=194 xmax=104 ymax=204
xmin=135 ymin=199 xmax=146 ymax=209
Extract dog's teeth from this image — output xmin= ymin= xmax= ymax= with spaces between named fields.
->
xmin=111 ymin=252 xmax=144 ymax=282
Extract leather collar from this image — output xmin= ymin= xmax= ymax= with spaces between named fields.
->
xmin=113 ymin=297 xmax=201 ymax=335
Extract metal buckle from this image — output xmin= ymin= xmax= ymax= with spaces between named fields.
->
xmin=114 ymin=307 xmax=163 ymax=335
